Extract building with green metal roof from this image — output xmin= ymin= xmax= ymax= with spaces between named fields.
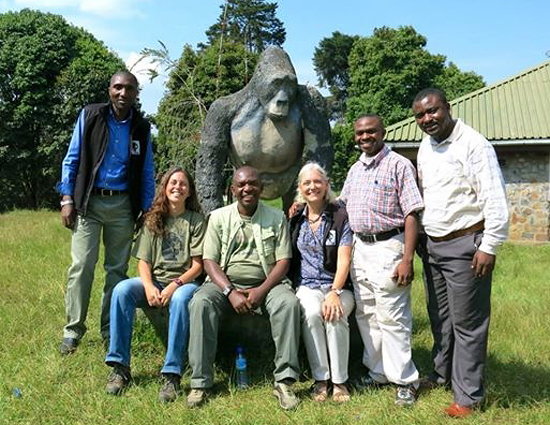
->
xmin=385 ymin=60 xmax=550 ymax=242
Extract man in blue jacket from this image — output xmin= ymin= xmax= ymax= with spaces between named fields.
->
xmin=57 ymin=71 xmax=155 ymax=355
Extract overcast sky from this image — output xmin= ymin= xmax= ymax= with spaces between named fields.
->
xmin=2 ymin=0 xmax=549 ymax=114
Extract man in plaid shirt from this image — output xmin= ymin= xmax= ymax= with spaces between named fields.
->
xmin=339 ymin=114 xmax=423 ymax=407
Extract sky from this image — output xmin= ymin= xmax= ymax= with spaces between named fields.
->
xmin=1 ymin=0 xmax=549 ymax=115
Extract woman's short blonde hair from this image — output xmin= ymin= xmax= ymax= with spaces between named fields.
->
xmin=294 ymin=162 xmax=336 ymax=204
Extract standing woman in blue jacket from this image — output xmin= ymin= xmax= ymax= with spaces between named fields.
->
xmin=105 ymin=167 xmax=206 ymax=403
xmin=289 ymin=162 xmax=355 ymax=403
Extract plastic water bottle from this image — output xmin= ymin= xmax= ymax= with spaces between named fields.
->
xmin=235 ymin=345 xmax=249 ymax=389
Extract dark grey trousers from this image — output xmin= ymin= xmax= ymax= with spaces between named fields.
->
xmin=421 ymin=231 xmax=491 ymax=406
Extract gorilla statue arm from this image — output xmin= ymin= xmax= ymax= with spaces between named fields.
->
xmin=195 ymin=95 xmax=240 ymax=214
xmin=298 ymin=85 xmax=333 ymax=175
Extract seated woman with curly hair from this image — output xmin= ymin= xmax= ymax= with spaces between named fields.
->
xmin=105 ymin=167 xmax=206 ymax=403
xmin=289 ymin=162 xmax=355 ymax=403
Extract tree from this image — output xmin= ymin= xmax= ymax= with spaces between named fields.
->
xmin=346 ymin=26 xmax=484 ymax=125
xmin=204 ymin=0 xmax=286 ymax=53
xmin=327 ymin=26 xmax=485 ymax=191
xmin=0 ymin=9 xmax=125 ymax=211
xmin=152 ymin=0 xmax=286 ymax=175
xmin=434 ymin=62 xmax=485 ymax=100
xmin=313 ymin=31 xmax=359 ymax=121
xmin=152 ymin=40 xmax=257 ymax=174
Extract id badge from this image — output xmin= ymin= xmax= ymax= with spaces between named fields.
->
xmin=131 ymin=140 xmax=141 ymax=155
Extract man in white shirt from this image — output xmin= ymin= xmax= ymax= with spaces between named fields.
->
xmin=412 ymin=88 xmax=508 ymax=418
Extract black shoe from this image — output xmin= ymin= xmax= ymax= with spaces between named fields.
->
xmin=419 ymin=375 xmax=448 ymax=392
xmin=158 ymin=374 xmax=181 ymax=403
xmin=106 ymin=364 xmax=132 ymax=396
xmin=352 ymin=374 xmax=387 ymax=391
xmin=59 ymin=337 xmax=78 ymax=355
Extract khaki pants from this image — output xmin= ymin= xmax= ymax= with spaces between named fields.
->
xmin=63 ymin=194 xmax=134 ymax=341
xmin=188 ymin=281 xmax=301 ymax=388
xmin=351 ymin=233 xmax=419 ymax=386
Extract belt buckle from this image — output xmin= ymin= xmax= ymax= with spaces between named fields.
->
xmin=360 ymin=233 xmax=376 ymax=243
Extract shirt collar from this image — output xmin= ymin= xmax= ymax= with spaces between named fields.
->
xmin=359 ymin=144 xmax=390 ymax=167
xmin=109 ymin=105 xmax=133 ymax=124
xmin=429 ymin=118 xmax=464 ymax=146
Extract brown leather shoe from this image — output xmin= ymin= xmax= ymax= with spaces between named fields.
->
xmin=445 ymin=403 xmax=473 ymax=418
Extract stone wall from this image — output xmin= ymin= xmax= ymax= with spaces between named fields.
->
xmin=500 ymin=151 xmax=550 ymax=242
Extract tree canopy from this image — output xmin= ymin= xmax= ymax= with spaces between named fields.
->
xmin=204 ymin=0 xmax=286 ymax=53
xmin=152 ymin=0 xmax=285 ymax=175
xmin=345 ymin=26 xmax=484 ymax=125
xmin=325 ymin=25 xmax=485 ymax=190
xmin=0 ymin=9 xmax=125 ymax=211
xmin=153 ymin=40 xmax=257 ymax=174
xmin=313 ymin=31 xmax=359 ymax=121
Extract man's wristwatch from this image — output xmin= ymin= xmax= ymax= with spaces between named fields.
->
xmin=331 ymin=288 xmax=344 ymax=296
xmin=222 ymin=285 xmax=234 ymax=297
xmin=60 ymin=199 xmax=74 ymax=207
xmin=172 ymin=278 xmax=183 ymax=286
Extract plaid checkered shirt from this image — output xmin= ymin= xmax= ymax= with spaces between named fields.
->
xmin=339 ymin=145 xmax=424 ymax=234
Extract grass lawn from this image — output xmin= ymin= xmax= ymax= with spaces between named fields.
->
xmin=1 ymin=209 xmax=549 ymax=424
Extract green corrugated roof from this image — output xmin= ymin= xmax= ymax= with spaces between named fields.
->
xmin=385 ymin=60 xmax=550 ymax=142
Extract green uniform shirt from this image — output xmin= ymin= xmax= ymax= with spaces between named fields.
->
xmin=203 ymin=202 xmax=292 ymax=289
xmin=133 ymin=210 xmax=206 ymax=286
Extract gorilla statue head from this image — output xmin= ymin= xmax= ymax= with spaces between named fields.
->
xmin=250 ymin=46 xmax=298 ymax=120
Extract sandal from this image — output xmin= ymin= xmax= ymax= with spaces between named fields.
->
xmin=332 ymin=383 xmax=350 ymax=403
xmin=311 ymin=380 xmax=328 ymax=402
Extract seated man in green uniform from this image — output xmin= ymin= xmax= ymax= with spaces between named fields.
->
xmin=187 ymin=166 xmax=301 ymax=410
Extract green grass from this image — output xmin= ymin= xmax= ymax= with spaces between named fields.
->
xmin=1 ymin=210 xmax=549 ymax=424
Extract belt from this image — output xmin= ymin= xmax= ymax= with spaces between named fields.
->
xmin=92 ymin=188 xmax=127 ymax=196
xmin=428 ymin=220 xmax=485 ymax=242
xmin=356 ymin=227 xmax=404 ymax=243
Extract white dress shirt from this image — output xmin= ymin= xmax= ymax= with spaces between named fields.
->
xmin=417 ymin=119 xmax=509 ymax=255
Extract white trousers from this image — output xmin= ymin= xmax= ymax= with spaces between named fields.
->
xmin=296 ymin=285 xmax=355 ymax=384
xmin=351 ymin=233 xmax=418 ymax=386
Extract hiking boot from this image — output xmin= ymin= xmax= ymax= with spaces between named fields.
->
xmin=159 ymin=374 xmax=181 ymax=403
xmin=106 ymin=364 xmax=131 ymax=396
xmin=395 ymin=384 xmax=417 ymax=407
xmin=187 ymin=389 xmax=208 ymax=408
xmin=273 ymin=381 xmax=299 ymax=410
xmin=59 ymin=337 xmax=78 ymax=355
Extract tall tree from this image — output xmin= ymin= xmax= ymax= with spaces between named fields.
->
xmin=346 ymin=26 xmax=484 ymax=125
xmin=327 ymin=26 xmax=485 ymax=191
xmin=152 ymin=0 xmax=286 ymax=175
xmin=434 ymin=62 xmax=485 ymax=100
xmin=0 ymin=9 xmax=125 ymax=211
xmin=313 ymin=31 xmax=359 ymax=121
xmin=152 ymin=40 xmax=257 ymax=174
xmin=204 ymin=0 xmax=286 ymax=53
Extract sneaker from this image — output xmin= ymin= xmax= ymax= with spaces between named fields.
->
xmin=159 ymin=374 xmax=181 ymax=403
xmin=59 ymin=337 xmax=78 ymax=355
xmin=395 ymin=384 xmax=416 ymax=407
xmin=106 ymin=364 xmax=131 ymax=396
xmin=187 ymin=389 xmax=208 ymax=408
xmin=273 ymin=381 xmax=299 ymax=410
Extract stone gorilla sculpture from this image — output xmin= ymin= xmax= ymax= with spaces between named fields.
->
xmin=195 ymin=46 xmax=333 ymax=214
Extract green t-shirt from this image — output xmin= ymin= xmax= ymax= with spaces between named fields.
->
xmin=133 ymin=210 xmax=206 ymax=286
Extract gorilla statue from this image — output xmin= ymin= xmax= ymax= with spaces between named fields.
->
xmin=195 ymin=46 xmax=333 ymax=214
